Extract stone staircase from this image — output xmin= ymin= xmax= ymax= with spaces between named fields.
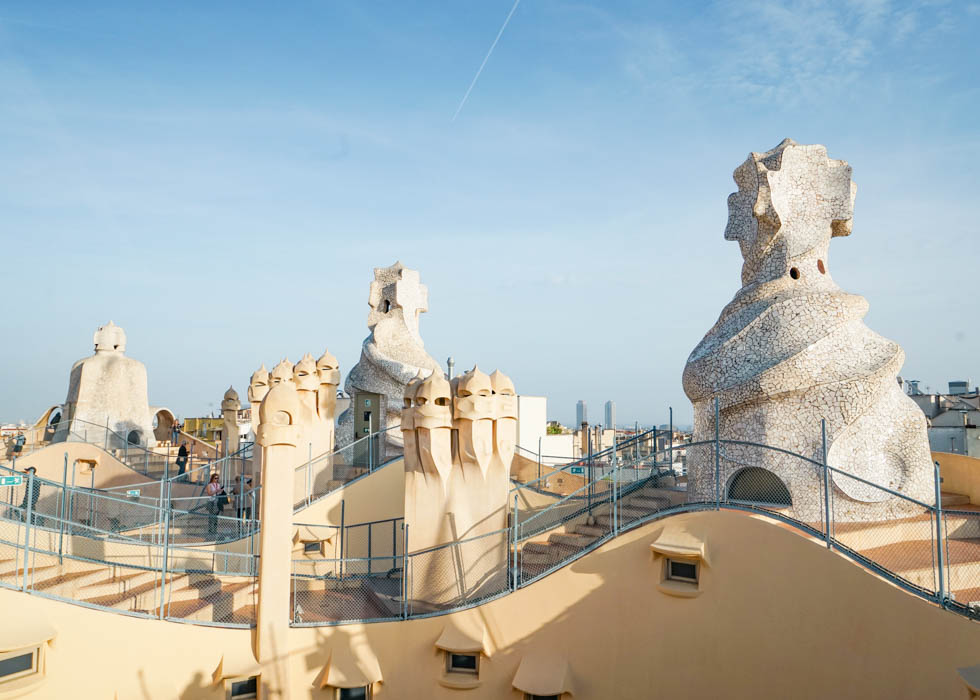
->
xmin=516 ymin=483 xmax=685 ymax=579
xmin=943 ymin=491 xmax=971 ymax=508
xmin=0 ymin=553 xmax=255 ymax=624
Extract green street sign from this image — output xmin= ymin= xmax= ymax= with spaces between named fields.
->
xmin=0 ymin=475 xmax=24 ymax=487
xmin=570 ymin=467 xmax=584 ymax=475
xmin=126 ymin=489 xmax=140 ymax=497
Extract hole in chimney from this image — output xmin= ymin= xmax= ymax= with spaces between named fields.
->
xmin=789 ymin=267 xmax=800 ymax=280
xmin=817 ymin=259 xmax=826 ymax=274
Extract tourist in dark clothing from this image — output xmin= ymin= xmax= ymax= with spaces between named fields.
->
xmin=19 ymin=467 xmax=40 ymax=523
xmin=176 ymin=442 xmax=189 ymax=481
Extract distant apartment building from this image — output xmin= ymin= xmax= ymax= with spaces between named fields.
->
xmin=182 ymin=416 xmax=224 ymax=444
xmin=604 ymin=400 xmax=616 ymax=430
xmin=908 ymin=380 xmax=980 ymax=457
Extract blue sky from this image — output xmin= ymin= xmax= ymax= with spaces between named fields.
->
xmin=1 ymin=0 xmax=978 ymax=427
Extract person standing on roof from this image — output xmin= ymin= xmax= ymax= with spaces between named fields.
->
xmin=12 ymin=432 xmax=26 ymax=458
xmin=175 ymin=441 xmax=189 ymax=481
xmin=18 ymin=466 xmax=40 ymax=523
xmin=205 ymin=473 xmax=227 ymax=538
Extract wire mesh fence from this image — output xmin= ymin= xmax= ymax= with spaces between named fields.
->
xmin=942 ymin=509 xmax=980 ymax=615
xmin=1 ymin=410 xmax=975 ymax=628
xmin=0 ymin=469 xmax=258 ymax=627
xmin=407 ymin=530 xmax=510 ymax=615
xmin=293 ymin=428 xmax=403 ymax=509
xmin=826 ymin=468 xmax=938 ymax=597
xmin=344 ymin=518 xmax=402 ymax=569
xmin=292 ymin=557 xmax=403 ymax=624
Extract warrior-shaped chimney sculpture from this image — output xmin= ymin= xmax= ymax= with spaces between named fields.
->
xmin=683 ymin=139 xmax=933 ymax=521
xmin=247 ymin=350 xmax=342 ymax=499
xmin=247 ymin=365 xmax=270 ymax=479
xmin=402 ymin=365 xmax=516 ymax=606
xmin=220 ymin=386 xmax=241 ymax=457
xmin=339 ymin=262 xmax=443 ymax=447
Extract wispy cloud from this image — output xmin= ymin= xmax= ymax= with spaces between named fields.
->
xmin=601 ymin=0 xmax=965 ymax=107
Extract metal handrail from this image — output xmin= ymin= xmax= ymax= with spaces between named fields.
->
xmin=511 ymin=427 xmax=661 ymax=493
xmin=4 ymin=418 xmax=972 ymax=628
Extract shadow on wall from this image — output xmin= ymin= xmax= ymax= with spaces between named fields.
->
xmin=176 ymin=670 xmax=211 ymax=700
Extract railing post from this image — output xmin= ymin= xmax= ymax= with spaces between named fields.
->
xmin=68 ymin=464 xmax=76 ymax=542
xmin=822 ymin=419 xmax=832 ymax=549
xmin=249 ymin=490 xmax=256 ymax=561
xmin=306 ymin=443 xmax=312 ymax=506
xmin=339 ymin=499 xmax=346 ymax=581
xmin=934 ymin=461 xmax=946 ymax=606
xmin=159 ymin=480 xmax=171 ymax=620
xmin=537 ymin=436 xmax=542 ymax=482
xmin=511 ymin=493 xmax=519 ymax=591
xmin=401 ymin=523 xmax=409 ymax=620
xmin=651 ymin=426 xmax=657 ymax=472
xmin=291 ymin=564 xmax=297 ymax=623
xmin=22 ymin=470 xmax=36 ymax=592
xmin=612 ymin=431 xmax=618 ymax=535
xmin=668 ymin=407 xmax=674 ymax=475
xmin=58 ymin=452 xmax=68 ymax=564
xmin=104 ymin=416 xmax=109 ymax=450
xmin=587 ymin=429 xmax=594 ymax=515
xmin=714 ymin=397 xmax=721 ymax=509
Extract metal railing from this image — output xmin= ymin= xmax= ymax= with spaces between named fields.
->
xmin=2 ymin=417 xmax=249 ymax=484
xmin=0 ymin=458 xmax=257 ymax=547
xmin=0 ymin=425 xmax=403 ymax=628
xmin=293 ymin=426 xmax=401 ymax=510
xmin=0 ymin=477 xmax=257 ymax=627
xmin=4 ymin=405 xmax=978 ymax=628
xmin=288 ymin=403 xmax=980 ymax=627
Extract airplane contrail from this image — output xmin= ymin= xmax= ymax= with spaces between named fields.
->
xmin=451 ymin=0 xmax=522 ymax=122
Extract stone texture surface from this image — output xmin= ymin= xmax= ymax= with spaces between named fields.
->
xmin=338 ymin=262 xmax=443 ymax=447
xmin=682 ymin=139 xmax=934 ymax=521
xmin=221 ymin=386 xmax=241 ymax=456
xmin=402 ymin=366 xmax=516 ymax=605
xmin=52 ymin=322 xmax=159 ymax=448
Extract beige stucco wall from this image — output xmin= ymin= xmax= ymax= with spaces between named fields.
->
xmin=3 ymin=509 xmax=979 ymax=699
xmin=295 ymin=458 xmax=406 ymax=527
xmin=936 ymin=451 xmax=980 ymax=505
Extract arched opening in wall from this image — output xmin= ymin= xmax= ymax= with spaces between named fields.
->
xmin=127 ymin=430 xmax=141 ymax=445
xmin=39 ymin=406 xmax=63 ymax=441
xmin=153 ymin=409 xmax=176 ymax=444
xmin=727 ymin=467 xmax=792 ymax=506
